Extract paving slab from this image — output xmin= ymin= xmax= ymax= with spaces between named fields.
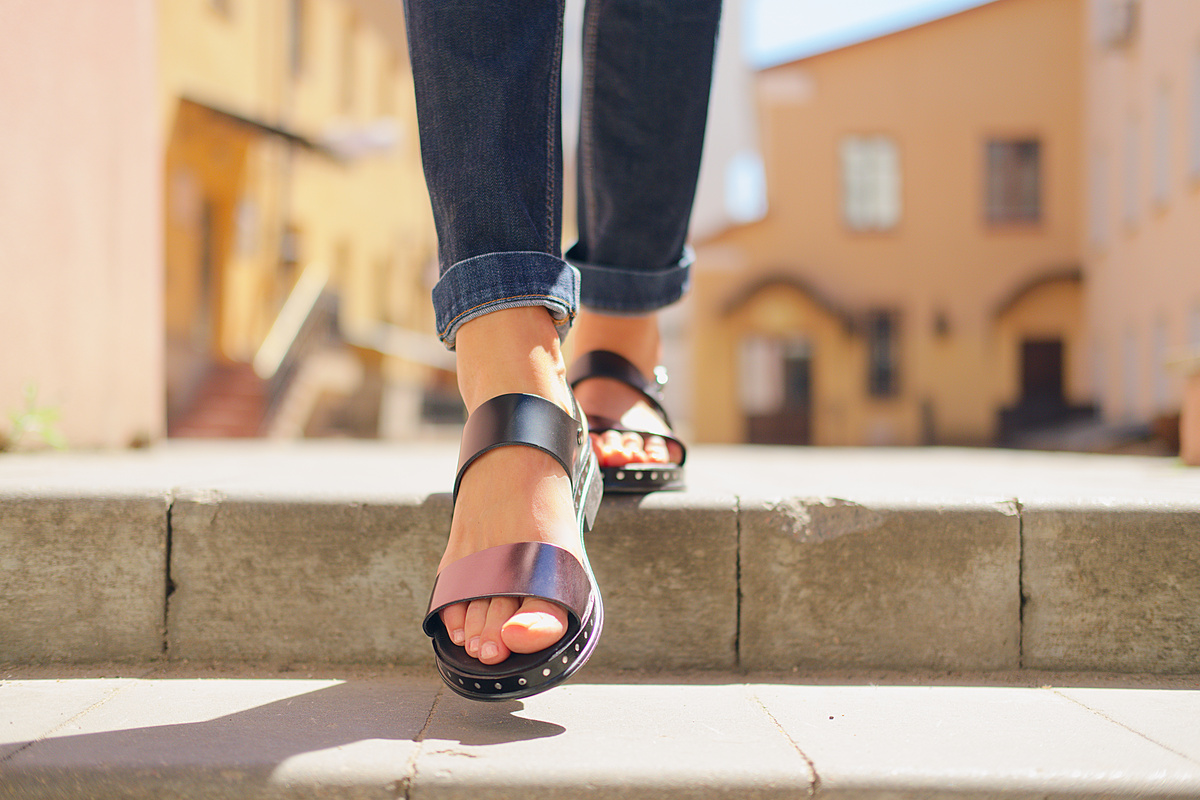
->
xmin=0 ymin=678 xmax=138 ymax=761
xmin=1055 ymin=687 xmax=1200 ymax=765
xmin=1022 ymin=506 xmax=1200 ymax=674
xmin=0 ymin=493 xmax=167 ymax=663
xmin=752 ymin=683 xmax=1200 ymax=798
xmin=4 ymin=669 xmax=1200 ymax=800
xmin=740 ymin=500 xmax=1021 ymax=671
xmin=0 ymin=675 xmax=438 ymax=799
xmin=415 ymin=683 xmax=812 ymax=800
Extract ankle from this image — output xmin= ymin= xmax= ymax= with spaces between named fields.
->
xmin=455 ymin=307 xmax=571 ymax=414
xmin=571 ymin=309 xmax=661 ymax=377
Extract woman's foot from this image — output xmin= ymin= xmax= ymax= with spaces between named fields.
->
xmin=439 ymin=307 xmax=582 ymax=666
xmin=569 ymin=309 xmax=685 ymax=468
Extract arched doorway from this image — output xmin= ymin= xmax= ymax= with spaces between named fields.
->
xmin=993 ymin=268 xmax=1093 ymax=443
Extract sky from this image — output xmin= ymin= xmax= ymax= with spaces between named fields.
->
xmin=745 ymin=0 xmax=996 ymax=68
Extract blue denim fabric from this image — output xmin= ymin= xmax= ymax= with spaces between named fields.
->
xmin=405 ymin=0 xmax=721 ymax=348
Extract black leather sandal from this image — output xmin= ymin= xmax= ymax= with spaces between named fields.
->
xmin=422 ymin=393 xmax=604 ymax=702
xmin=568 ymin=350 xmax=687 ymax=493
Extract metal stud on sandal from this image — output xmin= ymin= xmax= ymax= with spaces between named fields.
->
xmin=422 ymin=393 xmax=604 ymax=702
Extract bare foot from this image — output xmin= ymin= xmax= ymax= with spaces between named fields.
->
xmin=438 ymin=307 xmax=582 ymax=666
xmin=570 ymin=309 xmax=685 ymax=467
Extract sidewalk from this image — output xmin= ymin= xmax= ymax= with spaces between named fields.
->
xmin=3 ymin=664 xmax=1199 ymax=799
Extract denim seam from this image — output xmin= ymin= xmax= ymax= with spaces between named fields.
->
xmin=579 ymin=1 xmax=599 ymax=248
xmin=546 ymin=0 xmax=565 ymax=254
xmin=443 ymin=293 xmax=573 ymax=333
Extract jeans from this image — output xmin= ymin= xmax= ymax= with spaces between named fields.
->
xmin=404 ymin=0 xmax=722 ymax=348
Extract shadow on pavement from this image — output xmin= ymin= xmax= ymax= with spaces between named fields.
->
xmin=2 ymin=678 xmax=564 ymax=783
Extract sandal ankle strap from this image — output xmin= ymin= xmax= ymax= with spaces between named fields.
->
xmin=454 ymin=393 xmax=585 ymax=505
xmin=567 ymin=350 xmax=672 ymax=428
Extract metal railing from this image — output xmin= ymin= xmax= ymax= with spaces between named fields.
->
xmin=253 ymin=264 xmax=341 ymax=429
xmin=253 ymin=261 xmax=454 ymax=433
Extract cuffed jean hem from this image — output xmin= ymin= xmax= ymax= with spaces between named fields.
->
xmin=432 ymin=251 xmax=579 ymax=350
xmin=567 ymin=245 xmax=694 ymax=315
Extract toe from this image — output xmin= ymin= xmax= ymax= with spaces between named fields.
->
xmin=478 ymin=597 xmax=518 ymax=665
xmin=616 ymin=431 xmax=645 ymax=464
xmin=596 ymin=430 xmax=624 ymax=466
xmin=463 ymin=597 xmax=491 ymax=657
xmin=501 ymin=598 xmax=568 ymax=654
xmin=440 ymin=603 xmax=468 ymax=646
xmin=643 ymin=435 xmax=670 ymax=464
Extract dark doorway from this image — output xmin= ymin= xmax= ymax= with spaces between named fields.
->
xmin=999 ymin=337 xmax=1095 ymax=444
xmin=1021 ymin=339 xmax=1064 ymax=406
xmin=743 ymin=337 xmax=812 ymax=445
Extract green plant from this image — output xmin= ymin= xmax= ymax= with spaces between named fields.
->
xmin=3 ymin=383 xmax=66 ymax=451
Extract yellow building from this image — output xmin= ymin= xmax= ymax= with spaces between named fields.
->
xmin=1083 ymin=0 xmax=1200 ymax=460
xmin=692 ymin=0 xmax=1088 ymax=446
xmin=161 ymin=0 xmax=441 ymax=438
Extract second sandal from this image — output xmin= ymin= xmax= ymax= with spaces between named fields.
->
xmin=568 ymin=350 xmax=687 ymax=493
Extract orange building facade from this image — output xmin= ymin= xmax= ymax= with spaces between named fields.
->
xmin=692 ymin=0 xmax=1088 ymax=446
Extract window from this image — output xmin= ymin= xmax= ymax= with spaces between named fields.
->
xmin=379 ymin=52 xmax=399 ymax=116
xmin=372 ymin=256 xmax=389 ymax=323
xmin=1124 ymin=117 xmax=1140 ymax=225
xmin=866 ymin=310 xmax=900 ymax=397
xmin=333 ymin=240 xmax=352 ymax=294
xmin=725 ymin=149 xmax=768 ymax=224
xmin=1122 ymin=329 xmax=1139 ymax=420
xmin=1097 ymin=0 xmax=1138 ymax=48
xmin=1089 ymin=152 xmax=1109 ymax=247
xmin=1152 ymin=319 xmax=1169 ymax=411
xmin=840 ymin=135 xmax=901 ymax=231
xmin=1192 ymin=48 xmax=1200 ymax=179
xmin=986 ymin=139 xmax=1041 ymax=223
xmin=1153 ymin=86 xmax=1170 ymax=206
xmin=340 ymin=13 xmax=358 ymax=114
xmin=279 ymin=225 xmax=302 ymax=293
xmin=289 ymin=0 xmax=306 ymax=77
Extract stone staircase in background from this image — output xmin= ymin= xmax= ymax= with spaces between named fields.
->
xmin=167 ymin=363 xmax=269 ymax=439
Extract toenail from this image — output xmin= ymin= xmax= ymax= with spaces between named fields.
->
xmin=467 ymin=637 xmax=480 ymax=655
xmin=450 ymin=628 xmax=466 ymax=645
xmin=481 ymin=642 xmax=499 ymax=660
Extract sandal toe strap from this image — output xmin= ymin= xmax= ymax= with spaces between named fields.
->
xmin=423 ymin=542 xmax=591 ymax=635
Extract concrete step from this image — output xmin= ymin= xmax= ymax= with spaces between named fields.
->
xmin=2 ymin=665 xmax=1199 ymax=799
xmin=2 ymin=443 xmax=1199 ymax=674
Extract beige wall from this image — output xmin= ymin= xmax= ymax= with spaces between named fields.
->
xmin=694 ymin=0 xmax=1086 ymax=446
xmin=1085 ymin=0 xmax=1200 ymax=424
xmin=0 ymin=1 xmax=162 ymax=449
